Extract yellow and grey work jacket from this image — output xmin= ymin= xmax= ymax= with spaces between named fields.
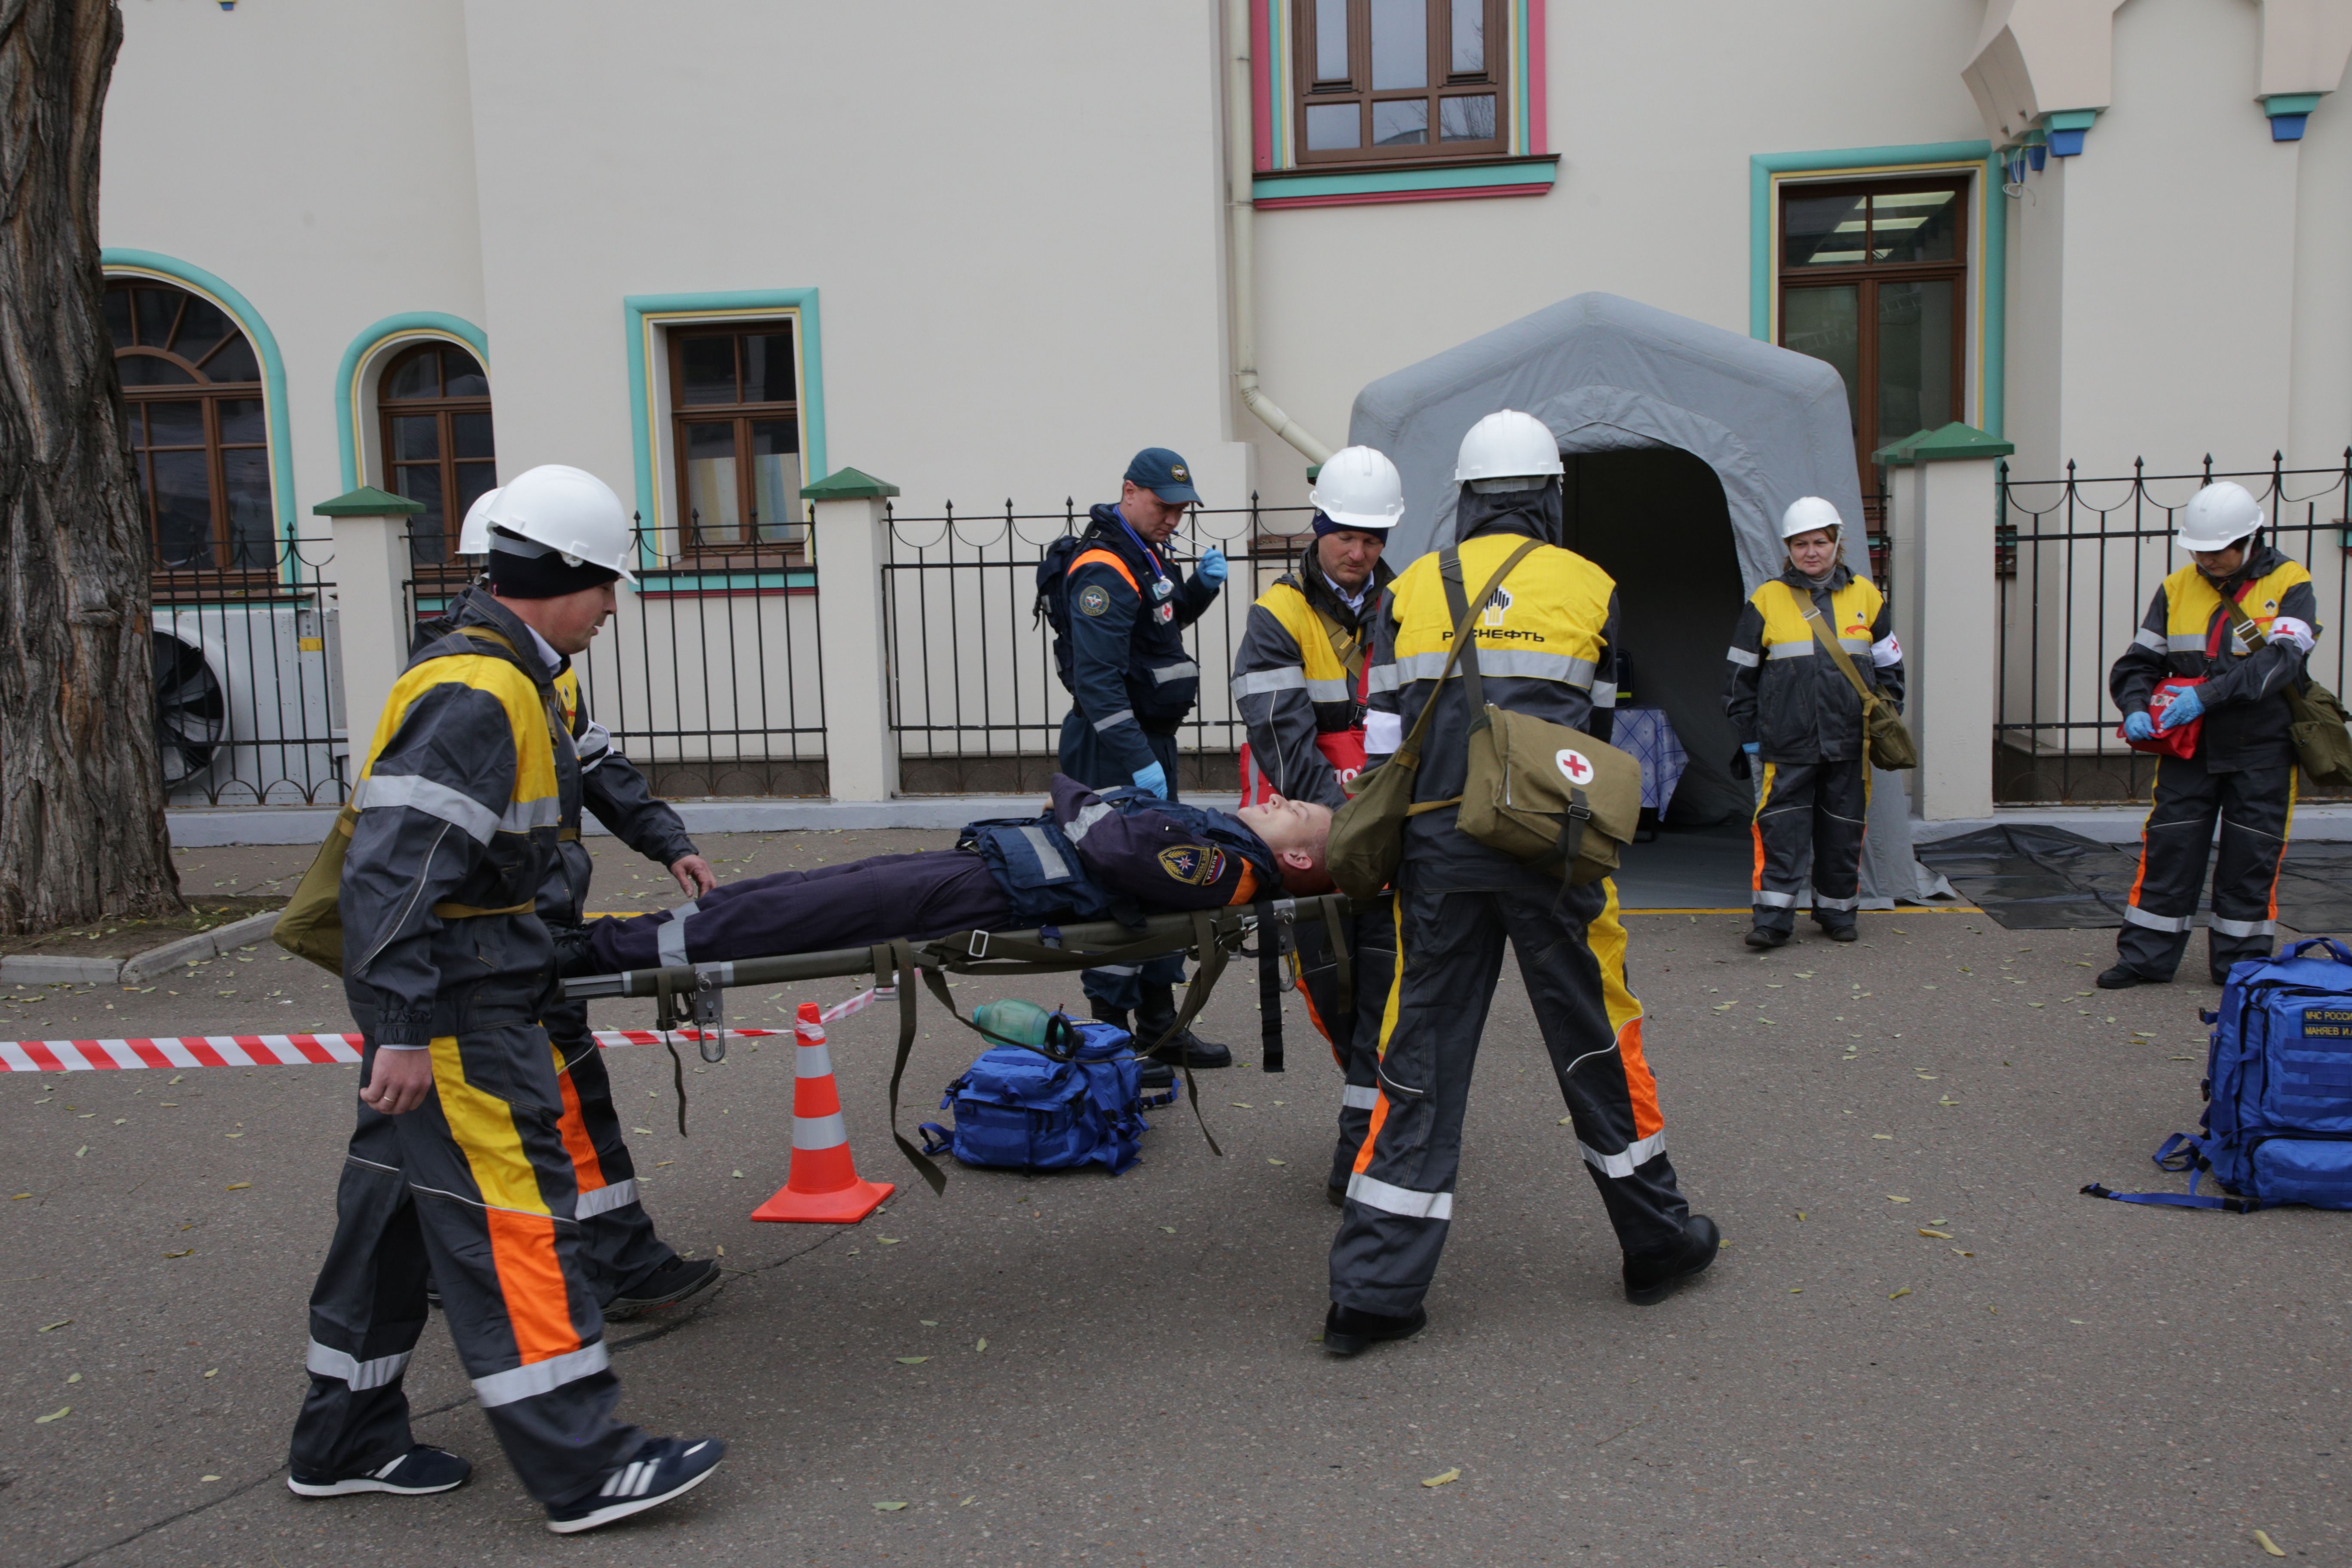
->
xmin=1231 ymin=542 xmax=1394 ymax=810
xmin=2107 ymin=542 xmax=2319 ymax=772
xmin=1366 ymin=524 xmax=1621 ymax=894
xmin=342 ymin=589 xmax=577 ymax=1046
xmin=1723 ymin=564 xmax=1902 ymax=764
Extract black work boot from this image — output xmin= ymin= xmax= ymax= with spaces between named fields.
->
xmin=1135 ymin=985 xmax=1232 ymax=1069
xmin=2096 ymin=962 xmax=2166 ymax=990
xmin=1090 ymin=999 xmax=1172 ymax=1088
xmin=1744 ymin=925 xmax=1789 ymax=951
xmin=1623 ymin=1214 xmax=1722 ymax=1305
xmin=1322 ymin=1302 xmax=1427 ymax=1356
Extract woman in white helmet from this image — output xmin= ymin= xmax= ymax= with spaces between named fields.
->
xmin=2100 ymin=480 xmax=2320 ymax=989
xmin=1723 ymin=496 xmax=1904 ymax=949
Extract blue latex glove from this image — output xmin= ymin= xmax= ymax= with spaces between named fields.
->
xmin=1195 ymin=545 xmax=1228 ymax=588
xmin=1131 ymin=760 xmax=1169 ymax=799
xmin=2122 ymin=711 xmax=2157 ymax=742
xmin=1743 ymin=742 xmax=1761 ymax=756
xmin=2155 ymin=686 xmax=2204 ymax=732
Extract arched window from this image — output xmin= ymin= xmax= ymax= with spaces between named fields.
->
xmin=106 ymin=279 xmax=272 ymax=572
xmin=378 ymin=342 xmax=496 ymax=564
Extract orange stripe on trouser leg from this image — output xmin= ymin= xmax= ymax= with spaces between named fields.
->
xmin=2127 ymin=759 xmax=2160 ymax=908
xmin=550 ymin=1044 xmax=606 ymax=1191
xmin=1351 ymin=891 xmax=1410 ymax=1177
xmin=1617 ymin=1017 xmax=1664 ymax=1142
xmin=2269 ymin=771 xmax=2299 ymax=919
xmin=1587 ymin=879 xmax=1662 ymax=1140
xmin=484 ymin=1207 xmax=582 ymax=1364
xmin=1750 ymin=763 xmax=1775 ymax=892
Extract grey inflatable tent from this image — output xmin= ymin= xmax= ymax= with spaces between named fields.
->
xmin=1347 ymin=291 xmax=1950 ymax=903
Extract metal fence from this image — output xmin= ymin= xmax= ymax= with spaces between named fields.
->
xmin=1994 ymin=452 xmax=2352 ymax=803
xmin=153 ymin=532 xmax=348 ymax=806
xmin=403 ymin=519 xmax=828 ymax=798
xmin=881 ymin=499 xmax=1317 ymax=793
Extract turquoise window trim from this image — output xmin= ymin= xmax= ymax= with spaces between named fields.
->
xmin=1253 ymin=155 xmax=1557 ymax=203
xmin=622 ymin=289 xmax=827 ymax=578
xmin=334 ymin=312 xmax=491 ymax=492
xmin=99 ymin=248 xmax=297 ymax=546
xmin=634 ymin=569 xmax=818 ymax=595
xmin=1747 ymin=141 xmax=2004 ymax=438
xmin=1261 ymin=0 xmax=1536 ymax=171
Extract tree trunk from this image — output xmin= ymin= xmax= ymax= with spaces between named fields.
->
xmin=0 ymin=0 xmax=182 ymax=935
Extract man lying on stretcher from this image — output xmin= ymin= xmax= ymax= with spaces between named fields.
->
xmin=558 ymin=775 xmax=1334 ymax=979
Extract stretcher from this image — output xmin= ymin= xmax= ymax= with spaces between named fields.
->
xmin=560 ymin=891 xmax=1381 ymax=1193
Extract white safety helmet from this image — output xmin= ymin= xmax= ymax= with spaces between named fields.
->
xmin=455 ymin=487 xmax=500 ymax=557
xmin=1780 ymin=496 xmax=1844 ymax=541
xmin=1308 ymin=445 xmax=1405 ymax=532
xmin=481 ymin=464 xmax=637 ymax=583
xmin=2177 ymin=481 xmax=2263 ymax=553
xmin=1454 ymin=410 xmax=1564 ymax=486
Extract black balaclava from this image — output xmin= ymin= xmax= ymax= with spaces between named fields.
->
xmin=1453 ymin=477 xmax=1565 ymax=548
xmin=487 ymin=527 xmax=621 ymax=599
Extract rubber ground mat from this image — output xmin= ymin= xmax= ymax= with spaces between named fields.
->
xmin=1916 ymin=825 xmax=2352 ymax=933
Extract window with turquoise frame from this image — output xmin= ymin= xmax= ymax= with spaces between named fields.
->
xmin=666 ymin=321 xmax=806 ymax=564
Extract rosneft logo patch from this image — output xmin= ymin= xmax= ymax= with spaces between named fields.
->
xmin=1077 ymin=584 xmax=1111 ymax=617
xmin=1157 ymin=844 xmax=1225 ymax=885
xmin=1480 ymin=585 xmax=1513 ymax=628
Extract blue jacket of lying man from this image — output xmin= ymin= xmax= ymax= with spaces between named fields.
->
xmin=568 ymin=775 xmax=1311 ymax=976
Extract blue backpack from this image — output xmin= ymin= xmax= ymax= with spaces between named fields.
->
xmin=918 ymin=1020 xmax=1174 ymax=1176
xmin=2087 ymin=937 xmax=2352 ymax=1212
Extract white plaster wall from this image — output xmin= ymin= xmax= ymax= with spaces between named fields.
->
xmin=102 ymin=0 xmax=486 ymax=522
xmin=1244 ymin=0 xmax=1990 ymax=512
xmin=458 ymin=0 xmax=1246 ymax=522
xmin=2288 ymin=67 xmax=2352 ymax=471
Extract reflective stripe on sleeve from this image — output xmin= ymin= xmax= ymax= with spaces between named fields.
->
xmin=1367 ymin=664 xmax=1401 ymax=693
xmin=2210 ymin=915 xmax=2277 ymax=938
xmin=573 ymin=1178 xmax=640 ymax=1219
xmin=656 ymin=901 xmax=698 ymax=966
xmin=1151 ymin=661 xmax=1200 ymax=684
xmin=1232 ymin=666 xmax=1306 ymax=698
xmin=1063 ymin=801 xmax=1114 ymax=843
xmin=306 ymin=1338 xmax=412 ymax=1390
xmin=358 ymin=772 xmax=497 ymax=844
xmin=1340 ymin=1084 xmax=1380 ymax=1110
xmin=1580 ymin=1129 xmax=1666 ymax=1179
xmin=2122 ymin=904 xmax=2195 ymax=933
xmin=1838 ymin=637 xmax=1871 ymax=656
xmin=2166 ymin=633 xmax=2208 ymax=653
xmin=2132 ymin=626 xmax=2167 ymax=652
xmin=575 ymin=720 xmax=614 ymax=772
xmin=1345 ymin=1170 xmax=1454 ymax=1221
xmin=498 ymin=796 xmax=561 ymax=833
xmin=1093 ymin=708 xmax=1136 ymax=732
xmin=1724 ymin=645 xmax=1761 ymax=668
xmin=472 ymin=1341 xmax=610 ymax=1408
xmin=1305 ymin=675 xmax=1354 ymax=702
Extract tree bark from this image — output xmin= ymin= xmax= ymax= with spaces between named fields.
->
xmin=0 ymin=0 xmax=182 ymax=934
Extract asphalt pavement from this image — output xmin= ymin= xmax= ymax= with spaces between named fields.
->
xmin=3 ymin=833 xmax=2346 ymax=1566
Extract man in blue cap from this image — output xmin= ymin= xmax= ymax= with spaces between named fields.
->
xmin=1045 ymin=447 xmax=1232 ymax=1067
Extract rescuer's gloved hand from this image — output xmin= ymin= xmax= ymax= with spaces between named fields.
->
xmin=2155 ymin=687 xmax=2204 ymax=732
xmin=1132 ymin=761 xmax=1170 ymax=799
xmin=2122 ymin=711 xmax=2157 ymax=742
xmin=1742 ymin=742 xmax=1761 ymax=756
xmin=1196 ymin=546 xmax=1228 ymax=588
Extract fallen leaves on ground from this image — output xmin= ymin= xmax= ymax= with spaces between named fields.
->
xmin=895 ymin=1356 xmax=928 ymax=1365
xmin=2255 ymin=1529 xmax=2286 ymax=1556
xmin=874 ymin=1501 xmax=907 ymax=1512
xmin=34 ymin=1407 xmax=68 ymax=1424
xmin=1421 ymin=1468 xmax=1460 ymax=1488
xmin=1888 ymin=1287 xmax=1912 ymax=1299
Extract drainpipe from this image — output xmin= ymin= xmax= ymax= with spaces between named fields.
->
xmin=1225 ymin=0 xmax=1334 ymax=468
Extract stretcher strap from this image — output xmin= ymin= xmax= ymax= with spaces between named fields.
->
xmin=1255 ymin=897 xmax=1284 ymax=1075
xmin=879 ymin=938 xmax=947 ymax=1197
xmin=1320 ymin=892 xmax=1353 ymax=1020
xmin=652 ymin=968 xmax=689 ymax=1138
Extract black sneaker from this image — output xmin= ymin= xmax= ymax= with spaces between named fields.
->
xmin=2096 ymin=963 xmax=2165 ymax=990
xmin=1623 ymin=1214 xmax=1722 ymax=1305
xmin=1744 ymin=926 xmax=1789 ymax=951
xmin=606 ymin=1256 xmax=720 ymax=1322
xmin=545 ymin=1436 xmax=725 ymax=1534
xmin=1322 ymin=1302 xmax=1427 ymax=1355
xmin=288 ymin=1444 xmax=472 ymax=1498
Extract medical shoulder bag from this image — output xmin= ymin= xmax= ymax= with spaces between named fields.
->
xmin=918 ymin=1019 xmax=1172 ymax=1176
xmin=2086 ymin=938 xmax=2352 ymax=1211
xmin=2219 ymin=596 xmax=2352 ymax=787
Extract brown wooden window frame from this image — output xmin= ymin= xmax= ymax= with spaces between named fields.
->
xmin=377 ymin=341 xmax=496 ymax=594
xmin=1292 ymin=0 xmax=1510 ymax=168
xmin=107 ymin=278 xmax=277 ymax=593
xmin=665 ymin=322 xmax=808 ymax=567
xmin=1776 ymin=175 xmax=1971 ymax=489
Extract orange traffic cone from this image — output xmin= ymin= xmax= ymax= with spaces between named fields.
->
xmin=751 ymin=1002 xmax=895 ymax=1223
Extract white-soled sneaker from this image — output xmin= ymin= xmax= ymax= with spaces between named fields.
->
xmin=544 ymin=1436 xmax=726 ymax=1534
xmin=288 ymin=1443 xmax=472 ymax=1497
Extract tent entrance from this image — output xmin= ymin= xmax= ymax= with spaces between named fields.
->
xmin=1560 ymin=447 xmax=1747 ymax=827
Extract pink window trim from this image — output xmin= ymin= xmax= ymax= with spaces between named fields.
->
xmin=1252 ymin=0 xmax=1274 ymax=172
xmin=1526 ymin=0 xmax=1547 ymax=154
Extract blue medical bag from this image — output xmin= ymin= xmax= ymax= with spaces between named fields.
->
xmin=918 ymin=1019 xmax=1173 ymax=1176
xmin=2086 ymin=937 xmax=2352 ymax=1212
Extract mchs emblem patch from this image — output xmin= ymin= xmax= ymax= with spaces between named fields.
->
xmin=1077 ymin=583 xmax=1111 ymax=617
xmin=1157 ymin=844 xmax=1225 ymax=885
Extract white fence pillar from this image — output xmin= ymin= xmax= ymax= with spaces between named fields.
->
xmin=314 ymin=487 xmax=424 ymax=758
xmin=1878 ymin=423 xmax=2014 ymax=821
xmin=805 ymin=467 xmax=902 ymax=802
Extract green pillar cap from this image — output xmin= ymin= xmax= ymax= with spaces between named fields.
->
xmin=312 ymin=485 xmax=426 ymax=516
xmin=1873 ymin=421 xmax=2015 ymax=466
xmin=802 ymin=466 xmax=901 ymax=500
